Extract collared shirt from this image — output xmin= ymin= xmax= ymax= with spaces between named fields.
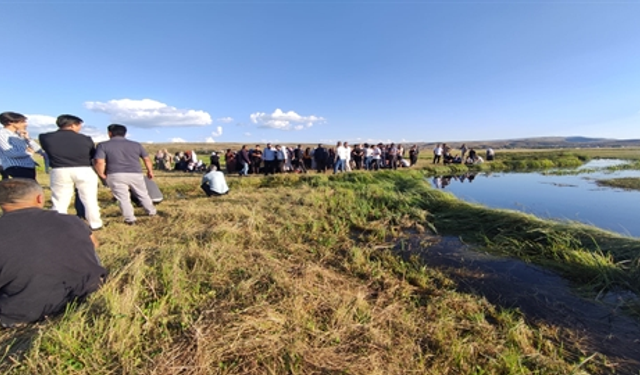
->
xmin=94 ymin=137 xmax=148 ymax=174
xmin=201 ymin=171 xmax=229 ymax=195
xmin=0 ymin=127 xmax=41 ymax=169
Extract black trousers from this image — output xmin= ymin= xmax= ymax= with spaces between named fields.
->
xmin=3 ymin=167 xmax=36 ymax=180
xmin=263 ymin=160 xmax=275 ymax=175
xmin=201 ymin=184 xmax=228 ymax=197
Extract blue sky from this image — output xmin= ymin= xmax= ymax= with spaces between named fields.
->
xmin=1 ymin=0 xmax=639 ymax=144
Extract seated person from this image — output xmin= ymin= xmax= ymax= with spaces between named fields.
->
xmin=0 ymin=179 xmax=106 ymax=327
xmin=201 ymin=165 xmax=229 ymax=197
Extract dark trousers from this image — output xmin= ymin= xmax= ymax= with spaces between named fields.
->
xmin=294 ymin=159 xmax=307 ymax=173
xmin=3 ymin=167 xmax=37 ymax=180
xmin=201 ymin=184 xmax=228 ymax=197
xmin=433 ymin=155 xmax=441 ymax=164
xmin=251 ymin=157 xmax=262 ymax=174
xmin=263 ymin=160 xmax=275 ymax=175
xmin=316 ymin=160 xmax=326 ymax=173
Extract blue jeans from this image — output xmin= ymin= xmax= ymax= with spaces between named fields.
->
xmin=239 ymin=161 xmax=249 ymax=176
xmin=333 ymin=159 xmax=345 ymax=174
xmin=364 ymin=156 xmax=372 ymax=170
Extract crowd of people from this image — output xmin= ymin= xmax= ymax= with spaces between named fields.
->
xmin=432 ymin=143 xmax=495 ymax=165
xmin=0 ymin=110 xmax=498 ymax=327
xmin=154 ymin=142 xmax=423 ymax=176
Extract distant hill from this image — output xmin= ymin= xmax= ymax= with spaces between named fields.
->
xmin=415 ymin=137 xmax=640 ymax=150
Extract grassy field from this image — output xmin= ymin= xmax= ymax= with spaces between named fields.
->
xmin=2 ymin=161 xmax=640 ymax=373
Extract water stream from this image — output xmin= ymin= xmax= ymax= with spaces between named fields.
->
xmin=428 ymin=160 xmax=640 ymax=237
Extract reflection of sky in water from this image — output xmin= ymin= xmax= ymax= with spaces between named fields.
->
xmin=430 ymin=160 xmax=640 ymax=237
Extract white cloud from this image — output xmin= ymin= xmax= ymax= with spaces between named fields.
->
xmin=210 ymin=126 xmax=223 ymax=137
xmin=250 ymin=108 xmax=325 ymax=131
xmin=217 ymin=117 xmax=234 ymax=123
xmin=244 ymin=132 xmax=252 ymax=137
xmin=84 ymin=98 xmax=212 ymax=128
xmin=205 ymin=137 xmax=216 ymax=143
xmin=26 ymin=114 xmax=57 ymax=132
xmin=171 ymin=137 xmax=187 ymax=143
xmin=82 ymin=126 xmax=109 ymax=143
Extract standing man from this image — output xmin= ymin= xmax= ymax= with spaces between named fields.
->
xmin=237 ymin=145 xmax=251 ymax=177
xmin=0 ymin=112 xmax=45 ymax=180
xmin=93 ymin=124 xmax=156 ymax=225
xmin=262 ymin=143 xmax=276 ymax=176
xmin=39 ymin=114 xmax=103 ymax=230
xmin=250 ymin=145 xmax=262 ymax=174
xmin=314 ymin=144 xmax=327 ymax=173
xmin=293 ymin=144 xmax=307 ymax=173
xmin=334 ymin=141 xmax=348 ymax=174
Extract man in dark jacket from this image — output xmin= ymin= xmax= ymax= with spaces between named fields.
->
xmin=237 ymin=145 xmax=251 ymax=177
xmin=314 ymin=144 xmax=327 ymax=173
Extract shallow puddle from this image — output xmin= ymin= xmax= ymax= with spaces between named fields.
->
xmin=396 ymin=236 xmax=640 ymax=373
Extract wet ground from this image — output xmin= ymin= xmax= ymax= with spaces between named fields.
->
xmin=396 ymin=236 xmax=640 ymax=374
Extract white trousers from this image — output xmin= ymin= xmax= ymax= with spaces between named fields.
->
xmin=50 ymin=167 xmax=103 ymax=229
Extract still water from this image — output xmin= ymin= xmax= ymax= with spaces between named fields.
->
xmin=429 ymin=160 xmax=640 ymax=237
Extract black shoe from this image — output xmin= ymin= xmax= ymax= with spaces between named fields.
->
xmin=124 ymin=220 xmax=136 ymax=226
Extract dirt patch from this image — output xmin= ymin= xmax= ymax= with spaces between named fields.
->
xmin=396 ymin=236 xmax=640 ymax=374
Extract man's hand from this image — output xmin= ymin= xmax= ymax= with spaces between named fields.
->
xmin=17 ymin=130 xmax=29 ymax=139
xmin=147 ymin=170 xmax=154 ymax=179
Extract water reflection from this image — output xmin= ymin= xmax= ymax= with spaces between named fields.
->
xmin=428 ymin=163 xmax=640 ymax=237
xmin=433 ymin=173 xmax=478 ymax=189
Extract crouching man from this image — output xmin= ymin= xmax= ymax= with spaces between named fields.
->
xmin=201 ymin=165 xmax=229 ymax=197
xmin=0 ymin=179 xmax=106 ymax=327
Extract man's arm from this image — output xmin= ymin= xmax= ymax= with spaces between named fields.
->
xmin=94 ymin=158 xmax=107 ymax=180
xmin=0 ymin=130 xmax=35 ymax=159
xmin=90 ymin=233 xmax=99 ymax=249
xmin=142 ymin=156 xmax=154 ymax=179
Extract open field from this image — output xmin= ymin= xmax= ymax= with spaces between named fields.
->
xmin=2 ymin=160 xmax=640 ymax=374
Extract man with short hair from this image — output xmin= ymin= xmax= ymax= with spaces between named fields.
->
xmin=0 ymin=178 xmax=106 ymax=327
xmin=201 ymin=165 xmax=229 ymax=196
xmin=39 ymin=114 xmax=103 ymax=230
xmin=0 ymin=112 xmax=44 ymax=180
xmin=93 ymin=124 xmax=156 ymax=225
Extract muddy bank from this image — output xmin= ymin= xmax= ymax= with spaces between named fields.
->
xmin=396 ymin=236 xmax=640 ymax=374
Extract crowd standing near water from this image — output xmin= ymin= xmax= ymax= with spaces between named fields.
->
xmin=0 ymin=110 xmax=497 ymax=326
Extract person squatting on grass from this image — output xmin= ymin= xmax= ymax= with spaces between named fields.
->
xmin=201 ymin=164 xmax=229 ymax=196
xmin=39 ymin=114 xmax=104 ymax=231
xmin=0 ymin=111 xmax=48 ymax=180
xmin=0 ymin=178 xmax=106 ymax=327
xmin=94 ymin=124 xmax=157 ymax=225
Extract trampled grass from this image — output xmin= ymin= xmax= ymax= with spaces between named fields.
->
xmin=1 ymin=169 xmax=639 ymax=374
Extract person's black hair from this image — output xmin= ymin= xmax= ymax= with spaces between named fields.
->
xmin=107 ymin=124 xmax=127 ymax=137
xmin=56 ymin=114 xmax=83 ymax=129
xmin=0 ymin=111 xmax=27 ymax=126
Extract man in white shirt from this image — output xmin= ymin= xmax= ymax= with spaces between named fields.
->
xmin=201 ymin=165 xmax=229 ymax=196
xmin=344 ymin=142 xmax=352 ymax=172
xmin=372 ymin=144 xmax=382 ymax=171
xmin=334 ymin=141 xmax=349 ymax=174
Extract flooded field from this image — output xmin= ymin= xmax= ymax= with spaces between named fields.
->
xmin=429 ymin=160 xmax=640 ymax=237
